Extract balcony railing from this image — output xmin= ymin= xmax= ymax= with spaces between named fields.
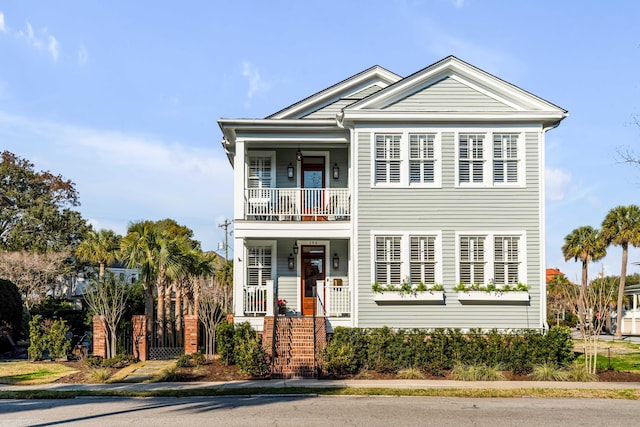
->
xmin=246 ymin=188 xmax=350 ymax=221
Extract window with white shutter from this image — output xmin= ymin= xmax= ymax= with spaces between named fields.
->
xmin=248 ymin=156 xmax=272 ymax=189
xmin=459 ymin=235 xmax=485 ymax=285
xmin=375 ymin=134 xmax=401 ymax=184
xmin=247 ymin=247 xmax=272 ymax=286
xmin=494 ymin=236 xmax=519 ymax=286
xmin=493 ymin=134 xmax=518 ymax=184
xmin=375 ymin=235 xmax=401 ymax=286
xmin=459 ymin=134 xmax=485 ymax=184
xmin=409 ymin=134 xmax=436 ymax=184
xmin=410 ymin=235 xmax=436 ymax=285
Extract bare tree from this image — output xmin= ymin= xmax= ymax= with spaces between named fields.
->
xmin=0 ymin=251 xmax=68 ymax=309
xmin=198 ymin=274 xmax=232 ymax=358
xmin=84 ymin=274 xmax=129 ymax=359
xmin=563 ymin=274 xmax=617 ymax=375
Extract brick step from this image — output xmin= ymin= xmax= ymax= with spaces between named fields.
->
xmin=263 ymin=316 xmax=326 ymax=379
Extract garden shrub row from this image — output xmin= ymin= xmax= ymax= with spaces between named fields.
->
xmin=323 ymin=326 xmax=574 ymax=376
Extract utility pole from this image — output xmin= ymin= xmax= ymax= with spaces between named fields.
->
xmin=218 ymin=219 xmax=232 ymax=261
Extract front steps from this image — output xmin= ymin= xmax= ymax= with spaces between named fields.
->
xmin=263 ymin=316 xmax=327 ymax=378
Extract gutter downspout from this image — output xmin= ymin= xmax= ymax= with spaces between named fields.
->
xmin=336 ymin=111 xmax=357 ymax=327
xmin=540 ymin=119 xmax=565 ymax=332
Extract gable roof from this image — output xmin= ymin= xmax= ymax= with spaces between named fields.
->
xmin=267 ymin=65 xmax=401 ymax=120
xmin=340 ymin=56 xmax=567 ymax=126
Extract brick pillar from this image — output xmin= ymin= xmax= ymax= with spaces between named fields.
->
xmin=132 ymin=315 xmax=148 ymax=361
xmin=184 ymin=314 xmax=198 ymax=355
xmin=92 ymin=315 xmax=107 ymax=358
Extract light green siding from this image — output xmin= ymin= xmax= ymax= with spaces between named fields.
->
xmin=355 ymin=128 xmax=544 ymax=329
xmin=383 ymin=77 xmax=514 ymax=112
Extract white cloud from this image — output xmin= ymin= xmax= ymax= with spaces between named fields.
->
xmin=78 ymin=44 xmax=88 ymax=65
xmin=48 ymin=35 xmax=59 ymax=61
xmin=546 ymin=167 xmax=572 ymax=201
xmin=242 ymin=61 xmax=270 ymax=99
xmin=0 ymin=111 xmax=234 ymax=252
xmin=0 ymin=12 xmax=6 ymax=33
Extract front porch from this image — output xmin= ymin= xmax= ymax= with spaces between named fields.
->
xmin=240 ymin=277 xmax=352 ymax=331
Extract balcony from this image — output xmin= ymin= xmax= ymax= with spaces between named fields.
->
xmin=245 ymin=188 xmax=350 ymax=221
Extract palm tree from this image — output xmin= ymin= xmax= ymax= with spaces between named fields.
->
xmin=601 ymin=205 xmax=640 ymax=338
xmin=75 ymin=229 xmax=121 ymax=282
xmin=561 ymin=226 xmax=607 ymax=327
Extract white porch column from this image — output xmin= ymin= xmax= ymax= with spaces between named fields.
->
xmin=233 ymin=236 xmax=244 ymax=316
xmin=633 ymin=294 xmax=638 ymax=335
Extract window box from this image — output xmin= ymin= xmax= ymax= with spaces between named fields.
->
xmin=457 ymin=291 xmax=529 ymax=304
xmin=374 ymin=291 xmax=445 ymax=305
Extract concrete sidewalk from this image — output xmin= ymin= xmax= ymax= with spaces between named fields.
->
xmin=1 ymin=378 xmax=640 ymax=393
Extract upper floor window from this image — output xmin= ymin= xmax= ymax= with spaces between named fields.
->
xmin=493 ymin=134 xmax=519 ymax=184
xmin=409 ymin=133 xmax=436 ymax=184
xmin=375 ymin=134 xmax=401 ymax=184
xmin=459 ymin=134 xmax=485 ymax=184
xmin=248 ymin=156 xmax=272 ymax=189
xmin=247 ymin=246 xmax=272 ymax=286
xmin=372 ymin=131 xmax=441 ymax=187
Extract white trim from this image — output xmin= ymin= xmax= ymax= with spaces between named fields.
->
xmin=370 ymin=230 xmax=444 ymax=287
xmin=457 ymin=291 xmax=530 ymax=303
xmin=454 ymin=130 xmax=526 ymax=188
xmin=374 ymin=291 xmax=445 ymax=304
xmin=454 ymin=231 xmax=528 ymax=288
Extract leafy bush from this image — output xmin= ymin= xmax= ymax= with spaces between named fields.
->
xmin=566 ymin=363 xmax=598 ymax=382
xmin=84 ymin=356 xmax=103 ymax=368
xmin=176 ymin=354 xmax=193 ymax=368
xmin=233 ymin=323 xmax=269 ymax=377
xmin=323 ymin=326 xmax=576 ymax=377
xmin=215 ymin=321 xmax=235 ymax=365
xmin=191 ymin=352 xmax=206 ymax=366
xmin=396 ymin=368 xmax=425 ymax=379
xmin=103 ymin=353 xmax=135 ymax=368
xmin=28 ymin=316 xmax=71 ymax=361
xmin=0 ymin=279 xmax=23 ymax=338
xmin=451 ymin=364 xmax=505 ymax=381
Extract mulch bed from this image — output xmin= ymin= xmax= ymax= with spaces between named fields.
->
xmin=50 ymin=359 xmax=640 ymax=384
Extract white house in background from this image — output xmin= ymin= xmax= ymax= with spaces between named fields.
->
xmin=218 ymin=56 xmax=567 ymax=333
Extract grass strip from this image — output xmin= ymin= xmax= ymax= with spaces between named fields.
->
xmin=0 ymin=387 xmax=639 ymax=400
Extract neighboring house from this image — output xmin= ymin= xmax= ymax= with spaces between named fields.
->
xmin=218 ymin=56 xmax=567 ymax=334
xmin=546 ymin=268 xmax=565 ymax=283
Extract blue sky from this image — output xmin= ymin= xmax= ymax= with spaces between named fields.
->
xmin=1 ymin=1 xmax=640 ymax=282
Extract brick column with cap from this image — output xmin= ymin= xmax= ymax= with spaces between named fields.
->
xmin=132 ymin=315 xmax=148 ymax=361
xmin=92 ymin=315 xmax=107 ymax=358
xmin=184 ymin=314 xmax=198 ymax=355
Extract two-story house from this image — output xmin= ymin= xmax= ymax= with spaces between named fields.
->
xmin=218 ymin=56 xmax=566 ymax=343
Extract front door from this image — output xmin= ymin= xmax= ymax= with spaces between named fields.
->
xmin=301 ymin=245 xmax=325 ymax=315
xmin=301 ymin=156 xmax=325 ymax=220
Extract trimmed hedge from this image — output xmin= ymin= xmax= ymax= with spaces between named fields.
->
xmin=323 ymin=326 xmax=574 ymax=376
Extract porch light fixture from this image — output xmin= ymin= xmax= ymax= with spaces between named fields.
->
xmin=296 ymin=148 xmax=303 ymax=162
xmin=332 ymin=163 xmax=339 ymax=180
xmin=293 ymin=241 xmax=298 ymax=254
xmin=287 ymin=163 xmax=294 ymax=179
xmin=333 ymin=253 xmax=339 ymax=270
xmin=288 ymin=253 xmax=295 ymax=270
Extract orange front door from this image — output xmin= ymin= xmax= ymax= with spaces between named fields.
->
xmin=301 ymin=245 xmax=325 ymax=315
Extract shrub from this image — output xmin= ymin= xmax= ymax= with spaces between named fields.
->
xmin=234 ymin=324 xmax=269 ymax=377
xmin=157 ymin=366 xmax=180 ymax=382
xmin=103 ymin=353 xmax=135 ymax=368
xmin=84 ymin=355 xmax=103 ymax=368
xmin=215 ymin=321 xmax=235 ymax=365
xmin=0 ymin=279 xmax=23 ymax=338
xmin=323 ymin=327 xmax=368 ymax=376
xmin=451 ymin=363 xmax=505 ymax=381
xmin=89 ymin=368 xmax=111 ymax=383
xmin=566 ymin=363 xmax=598 ymax=382
xmin=175 ymin=354 xmax=192 ymax=368
xmin=530 ymin=362 xmax=568 ymax=381
xmin=396 ymin=368 xmax=425 ymax=379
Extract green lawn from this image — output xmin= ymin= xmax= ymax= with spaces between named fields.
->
xmin=0 ymin=361 xmax=77 ymax=385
